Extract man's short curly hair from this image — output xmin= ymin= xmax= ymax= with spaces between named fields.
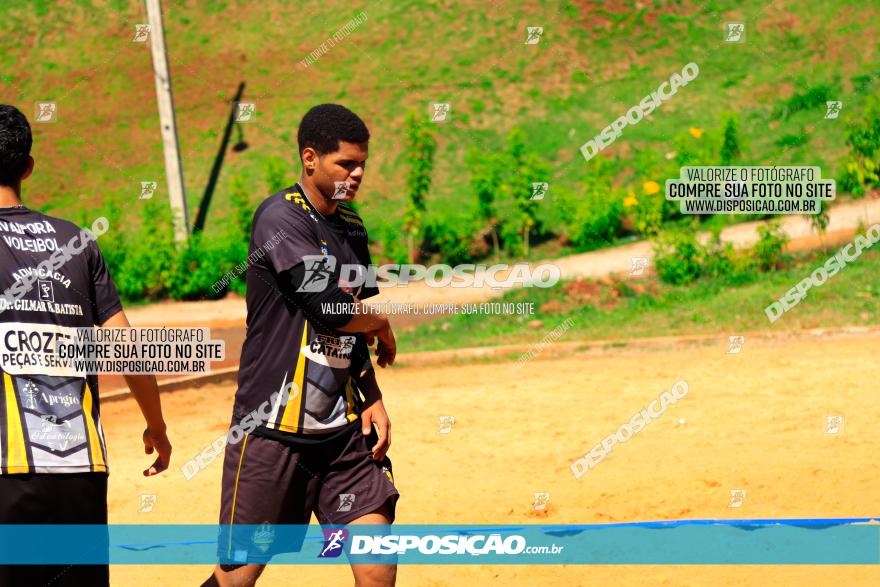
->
xmin=0 ymin=104 xmax=33 ymax=187
xmin=297 ymin=104 xmax=369 ymax=158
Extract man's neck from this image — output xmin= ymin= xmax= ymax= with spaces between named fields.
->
xmin=298 ymin=179 xmax=337 ymax=217
xmin=0 ymin=186 xmax=22 ymax=208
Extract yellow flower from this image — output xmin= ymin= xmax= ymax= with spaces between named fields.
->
xmin=624 ymin=195 xmax=638 ymax=208
xmin=689 ymin=127 xmax=703 ymax=138
xmin=643 ymin=181 xmax=660 ymax=195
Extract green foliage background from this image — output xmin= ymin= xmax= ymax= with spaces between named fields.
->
xmin=1 ymin=0 xmax=879 ymax=301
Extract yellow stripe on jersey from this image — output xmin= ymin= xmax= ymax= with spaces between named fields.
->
xmin=227 ymin=434 xmax=249 ymax=559
xmin=285 ymin=191 xmax=311 ymax=213
xmin=3 ymin=372 xmax=29 ymax=474
xmin=344 ymin=377 xmax=357 ymax=422
xmin=337 ymin=206 xmax=361 ymax=217
xmin=82 ymin=382 xmax=107 ymax=471
xmin=338 ymin=210 xmax=365 ymax=228
xmin=279 ymin=326 xmax=310 ymax=432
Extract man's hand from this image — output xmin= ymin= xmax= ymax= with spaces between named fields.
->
xmin=366 ymin=322 xmax=396 ymax=368
xmin=361 ymin=398 xmax=391 ymax=461
xmin=102 ymin=311 xmax=172 ymax=477
xmin=142 ymin=427 xmax=171 ymax=477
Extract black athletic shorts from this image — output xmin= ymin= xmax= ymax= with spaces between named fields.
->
xmin=0 ymin=472 xmax=109 ymax=587
xmin=217 ymin=420 xmax=399 ymax=564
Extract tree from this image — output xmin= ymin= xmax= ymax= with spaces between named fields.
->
xmin=503 ymin=127 xmax=547 ymax=256
xmin=466 ymin=128 xmax=549 ymax=258
xmin=719 ymin=114 xmax=741 ymax=166
xmin=467 ymin=147 xmax=503 ymax=260
xmin=403 ymin=111 xmax=437 ymax=262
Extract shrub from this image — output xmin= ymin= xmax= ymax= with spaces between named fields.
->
xmin=421 ymin=217 xmax=481 ymax=266
xmin=373 ymin=223 xmax=410 ymax=265
xmin=632 ymin=146 xmax=682 ymax=229
xmin=626 ymin=183 xmax=664 ymax=237
xmin=674 ymin=126 xmax=719 ymax=168
xmin=773 ymin=82 xmax=837 ymax=119
xmin=109 ymin=199 xmax=176 ymax=301
xmin=775 ymin=132 xmax=810 ymax=148
xmin=654 ymin=219 xmax=792 ymax=286
xmin=701 ymin=228 xmax=741 ymax=279
xmin=561 ymin=156 xmax=624 ymax=249
xmin=103 ymin=195 xmax=256 ymax=302
xmin=838 ymin=96 xmax=880 ymax=196
xmin=751 ymin=219 xmax=789 ymax=271
xmin=564 ymin=187 xmax=624 ymax=250
xmin=840 ymin=158 xmax=879 ymax=196
xmin=165 ymin=232 xmax=244 ymax=301
xmin=653 ymin=222 xmax=703 ymax=285
xmin=229 ymin=174 xmax=255 ymax=243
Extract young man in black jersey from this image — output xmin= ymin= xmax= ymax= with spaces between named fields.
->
xmin=0 ymin=104 xmax=172 ymax=586
xmin=205 ymin=104 xmax=398 ymax=587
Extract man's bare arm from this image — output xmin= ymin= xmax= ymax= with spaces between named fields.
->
xmin=336 ymin=305 xmax=388 ymax=333
xmin=100 ymin=310 xmax=171 ymax=476
xmin=337 ymin=304 xmax=396 ymax=367
xmin=278 ymin=264 xmax=397 ymax=366
xmin=354 ymin=368 xmax=391 ymax=460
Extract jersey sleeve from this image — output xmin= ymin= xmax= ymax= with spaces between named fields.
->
xmin=350 ymin=334 xmax=373 ymax=376
xmin=358 ymin=252 xmax=379 ymax=300
xmin=353 ymin=228 xmax=379 ymax=301
xmin=87 ymin=240 xmax=123 ymax=325
xmin=256 ymin=211 xmax=323 ymax=274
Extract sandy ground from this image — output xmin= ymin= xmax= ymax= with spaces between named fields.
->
xmin=102 ymin=328 xmax=880 ymax=586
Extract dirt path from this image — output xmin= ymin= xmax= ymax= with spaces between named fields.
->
xmin=104 ymin=197 xmax=880 ymax=394
xmin=123 ymin=198 xmax=880 ymax=328
xmin=104 ymin=327 xmax=880 ymax=586
xmin=552 ymin=195 xmax=880 ymax=280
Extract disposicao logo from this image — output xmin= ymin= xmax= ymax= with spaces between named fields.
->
xmin=319 ymin=528 xmax=349 ymax=558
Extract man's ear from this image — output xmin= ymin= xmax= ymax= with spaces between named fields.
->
xmin=301 ymin=148 xmax=318 ymax=174
xmin=20 ymin=156 xmax=34 ymax=182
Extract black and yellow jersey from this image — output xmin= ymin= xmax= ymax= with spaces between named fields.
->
xmin=232 ymin=184 xmax=377 ymax=435
xmin=0 ymin=207 xmax=121 ymax=474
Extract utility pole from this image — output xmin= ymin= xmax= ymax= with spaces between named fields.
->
xmin=146 ymin=0 xmax=189 ymax=243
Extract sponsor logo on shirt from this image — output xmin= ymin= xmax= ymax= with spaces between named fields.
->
xmin=32 ymin=416 xmax=86 ymax=451
xmin=302 ymin=334 xmax=355 ymax=368
xmin=40 ymin=391 xmax=80 ymax=408
xmin=37 ymin=280 xmax=54 ymax=301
